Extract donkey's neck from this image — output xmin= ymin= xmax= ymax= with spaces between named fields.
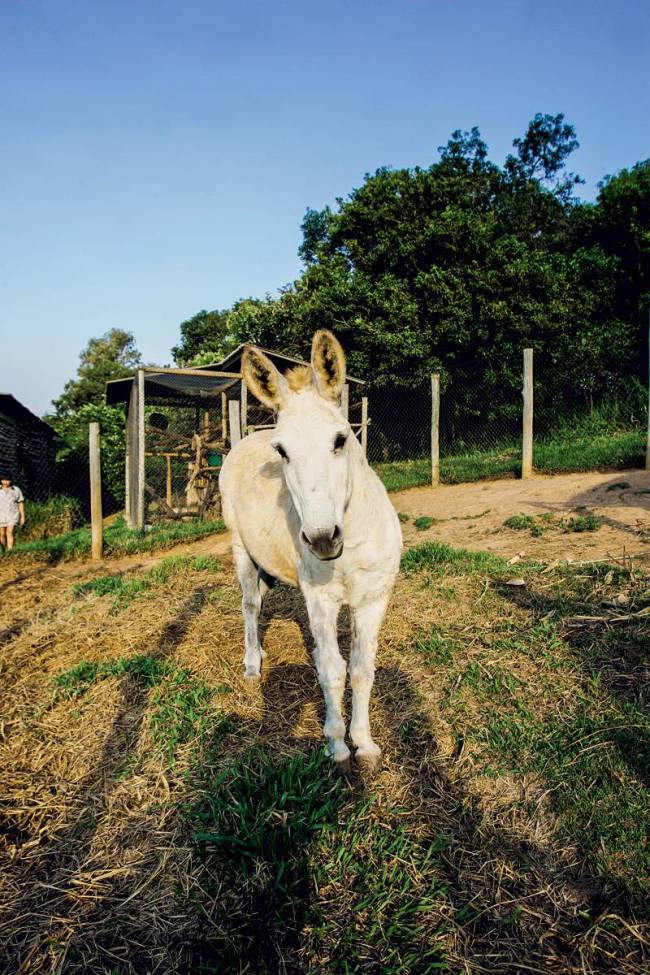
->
xmin=343 ymin=441 xmax=386 ymax=543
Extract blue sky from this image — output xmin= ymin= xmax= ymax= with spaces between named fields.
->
xmin=1 ymin=0 xmax=648 ymax=416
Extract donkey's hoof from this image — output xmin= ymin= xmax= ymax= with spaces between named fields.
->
xmin=333 ymin=756 xmax=353 ymax=779
xmin=244 ymin=667 xmax=261 ymax=684
xmin=355 ymin=746 xmax=382 ymax=776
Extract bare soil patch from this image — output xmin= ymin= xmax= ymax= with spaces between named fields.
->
xmin=392 ymin=467 xmax=650 ymax=564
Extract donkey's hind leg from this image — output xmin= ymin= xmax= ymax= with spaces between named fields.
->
xmin=232 ymin=537 xmax=265 ymax=680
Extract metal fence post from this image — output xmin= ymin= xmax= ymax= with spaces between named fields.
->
xmin=89 ymin=422 xmax=103 ymax=560
xmin=522 ymin=349 xmax=533 ymax=478
xmin=431 ymin=373 xmax=440 ymax=486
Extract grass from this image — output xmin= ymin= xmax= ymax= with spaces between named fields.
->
xmin=403 ymin=540 xmax=650 ymax=905
xmin=188 ymin=747 xmax=449 ymax=973
xmin=22 ymin=495 xmax=84 ymax=541
xmin=413 ymin=515 xmax=437 ymax=531
xmin=73 ymin=554 xmax=221 ymax=607
xmin=503 ymin=511 xmax=602 ymax=536
xmin=3 ymin=531 xmax=650 ymax=972
xmin=5 ymin=515 xmax=226 ymax=563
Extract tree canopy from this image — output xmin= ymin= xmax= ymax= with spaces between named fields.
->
xmin=50 ymin=329 xmax=141 ymax=418
xmin=172 ymin=114 xmax=647 ymax=431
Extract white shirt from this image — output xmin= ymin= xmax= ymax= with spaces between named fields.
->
xmin=0 ymin=485 xmax=24 ymax=525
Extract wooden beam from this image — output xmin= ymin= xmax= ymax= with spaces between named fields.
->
xmin=125 ymin=378 xmax=139 ymax=528
xmin=431 ymin=374 xmax=440 ymax=487
xmin=240 ymin=380 xmax=248 ymax=436
xmin=137 ymin=368 xmax=146 ymax=528
xmin=141 ymin=366 xmax=241 ymax=379
xmin=522 ymin=348 xmax=534 ymax=479
xmin=221 ymin=392 xmax=228 ymax=441
xmin=229 ymin=399 xmax=242 ymax=446
xmin=89 ymin=422 xmax=103 ymax=560
xmin=646 ymin=309 xmax=650 ymax=471
xmin=341 ymin=383 xmax=349 ymax=420
xmin=165 ymin=454 xmax=172 ymax=507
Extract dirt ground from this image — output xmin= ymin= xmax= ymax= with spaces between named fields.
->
xmin=1 ymin=470 xmax=649 ymax=972
xmin=393 ymin=467 xmax=650 ymax=564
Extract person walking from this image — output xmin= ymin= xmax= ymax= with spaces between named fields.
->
xmin=0 ymin=475 xmax=25 ymax=552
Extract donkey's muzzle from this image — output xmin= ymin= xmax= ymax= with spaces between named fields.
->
xmin=302 ymin=525 xmax=344 ymax=561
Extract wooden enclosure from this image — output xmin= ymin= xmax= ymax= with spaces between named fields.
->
xmin=106 ymin=351 xmax=369 ymax=529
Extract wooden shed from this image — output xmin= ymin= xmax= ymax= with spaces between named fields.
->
xmin=0 ymin=395 xmax=56 ymax=500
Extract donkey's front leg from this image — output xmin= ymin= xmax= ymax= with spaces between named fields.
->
xmin=349 ymin=597 xmax=388 ymax=773
xmin=303 ymin=588 xmax=349 ymax=769
xmin=233 ymin=539 xmax=265 ymax=680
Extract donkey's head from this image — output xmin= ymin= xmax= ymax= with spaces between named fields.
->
xmin=242 ymin=330 xmax=352 ymax=561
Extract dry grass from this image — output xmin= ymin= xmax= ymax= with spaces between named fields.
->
xmin=0 ymin=543 xmax=648 ymax=973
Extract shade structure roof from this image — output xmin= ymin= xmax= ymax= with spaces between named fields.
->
xmin=197 ymin=344 xmax=365 ymax=384
xmin=105 ymin=370 xmax=239 ymax=407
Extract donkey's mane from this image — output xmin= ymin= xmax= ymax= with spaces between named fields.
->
xmin=285 ymin=364 xmax=312 ymax=392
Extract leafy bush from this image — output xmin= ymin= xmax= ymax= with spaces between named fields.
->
xmin=22 ymin=496 xmax=84 ymax=541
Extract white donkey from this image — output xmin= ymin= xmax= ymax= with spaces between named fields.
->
xmin=219 ymin=330 xmax=402 ymax=772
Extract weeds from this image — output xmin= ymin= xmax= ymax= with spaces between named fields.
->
xmin=413 ymin=515 xmax=438 ymax=531
xmin=503 ymin=511 xmax=601 ymax=536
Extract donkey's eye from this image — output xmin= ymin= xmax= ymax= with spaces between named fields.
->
xmin=333 ymin=433 xmax=347 ymax=452
xmin=274 ymin=443 xmax=288 ymax=461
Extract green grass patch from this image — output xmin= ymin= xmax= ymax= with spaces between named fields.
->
xmin=503 ymin=511 xmax=601 ymax=536
xmin=403 ymin=540 xmax=650 ymax=901
xmin=54 ymin=653 xmax=169 ymax=699
xmin=397 ymin=511 xmax=410 ymax=523
xmin=188 ymin=747 xmax=449 ymax=973
xmin=534 ymin=429 xmax=645 ymax=475
xmin=73 ymin=553 xmax=222 ymax=607
xmin=401 ymin=540 xmax=508 ymax=576
xmin=607 ymin=481 xmax=631 ymax=491
xmin=6 ymin=516 xmax=226 ymax=564
xmin=150 ymin=668 xmax=214 ymax=764
xmin=563 ymin=512 xmax=601 ymax=532
xmin=21 ymin=495 xmax=84 ymax=541
xmin=413 ymin=515 xmax=438 ymax=531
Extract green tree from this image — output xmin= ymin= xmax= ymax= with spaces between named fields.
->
xmin=51 ymin=329 xmax=141 ymax=418
xmin=53 ymin=402 xmax=126 ymax=509
xmin=172 ymin=308 xmax=236 ymax=365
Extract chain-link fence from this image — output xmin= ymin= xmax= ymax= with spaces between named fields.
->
xmin=5 ymin=347 xmax=648 ymax=550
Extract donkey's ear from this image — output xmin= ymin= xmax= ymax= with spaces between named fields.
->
xmin=242 ymin=346 xmax=289 ymax=411
xmin=311 ymin=329 xmax=346 ymax=402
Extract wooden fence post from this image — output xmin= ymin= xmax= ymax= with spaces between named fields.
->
xmin=229 ymin=399 xmax=242 ymax=446
xmin=240 ymin=380 xmax=248 ymax=437
xmin=341 ymin=384 xmax=349 ymax=420
xmin=137 ymin=368 xmax=146 ymax=528
xmin=646 ymin=309 xmax=650 ymax=471
xmin=431 ymin=373 xmax=440 ymax=487
xmin=89 ymin=422 xmax=103 ymax=560
xmin=522 ymin=348 xmax=534 ymax=479
xmin=221 ymin=392 xmax=228 ymax=441
xmin=361 ymin=396 xmax=368 ymax=456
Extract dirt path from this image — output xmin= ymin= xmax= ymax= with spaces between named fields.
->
xmin=392 ymin=467 xmax=650 ymax=564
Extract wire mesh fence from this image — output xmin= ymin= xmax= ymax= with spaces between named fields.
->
xmin=5 ymin=347 xmax=648 ymax=550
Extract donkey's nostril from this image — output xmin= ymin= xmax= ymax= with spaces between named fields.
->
xmin=331 ymin=525 xmax=341 ymax=542
xmin=301 ymin=530 xmax=311 ymax=546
